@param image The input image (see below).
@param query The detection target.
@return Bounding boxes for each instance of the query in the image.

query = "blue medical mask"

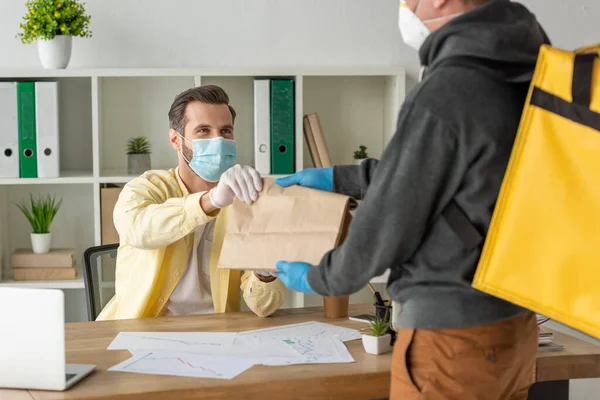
[179,134,236,182]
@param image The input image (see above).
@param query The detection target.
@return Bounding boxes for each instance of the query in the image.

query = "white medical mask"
[399,0,463,51]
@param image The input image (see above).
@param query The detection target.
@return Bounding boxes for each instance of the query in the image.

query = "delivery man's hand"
[275,168,332,192]
[209,165,263,208]
[275,261,317,294]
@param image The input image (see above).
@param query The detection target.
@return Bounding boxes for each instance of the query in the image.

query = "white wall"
[1,0,599,80]
[1,0,598,398]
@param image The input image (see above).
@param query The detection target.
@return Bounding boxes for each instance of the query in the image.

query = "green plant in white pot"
[127,136,152,176]
[16,0,92,69]
[353,145,368,165]
[15,194,62,254]
[361,314,392,355]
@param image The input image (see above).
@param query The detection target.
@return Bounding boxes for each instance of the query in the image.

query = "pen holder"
[324,296,350,318]
[374,301,396,346]
[374,301,392,321]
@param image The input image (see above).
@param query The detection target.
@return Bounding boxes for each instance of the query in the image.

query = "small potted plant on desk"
[353,145,368,165]
[361,312,393,355]
[15,194,62,254]
[127,136,152,176]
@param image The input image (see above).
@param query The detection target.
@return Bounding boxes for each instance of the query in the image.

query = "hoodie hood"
[419,0,551,83]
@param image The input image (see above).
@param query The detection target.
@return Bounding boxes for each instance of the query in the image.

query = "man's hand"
[209,165,263,208]
[275,261,316,294]
[275,168,333,192]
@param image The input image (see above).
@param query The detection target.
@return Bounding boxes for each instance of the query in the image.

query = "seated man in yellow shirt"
[97,84,285,320]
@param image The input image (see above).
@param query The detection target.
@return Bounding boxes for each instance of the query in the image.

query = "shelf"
[99,170,288,184]
[0,278,85,289]
[0,67,405,79]
[0,170,94,185]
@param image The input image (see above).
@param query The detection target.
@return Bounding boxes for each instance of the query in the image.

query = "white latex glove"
[209,165,263,208]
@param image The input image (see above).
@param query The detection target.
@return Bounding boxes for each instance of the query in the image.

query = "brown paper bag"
[218,178,354,272]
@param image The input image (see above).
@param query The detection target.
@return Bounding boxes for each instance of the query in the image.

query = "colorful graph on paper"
[108,351,256,379]
[107,331,237,352]
[235,321,361,344]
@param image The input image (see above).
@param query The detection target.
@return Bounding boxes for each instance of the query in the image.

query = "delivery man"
[275,0,550,398]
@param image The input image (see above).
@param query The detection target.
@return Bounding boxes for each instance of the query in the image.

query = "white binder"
[0,82,19,179]
[253,79,271,175]
[35,82,60,178]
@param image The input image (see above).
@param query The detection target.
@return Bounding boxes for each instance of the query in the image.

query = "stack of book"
[11,248,77,281]
[537,314,564,352]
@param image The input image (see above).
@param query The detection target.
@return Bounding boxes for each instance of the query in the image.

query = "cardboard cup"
[323,296,350,318]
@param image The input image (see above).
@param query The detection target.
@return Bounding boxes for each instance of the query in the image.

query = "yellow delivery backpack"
[469,43,600,339]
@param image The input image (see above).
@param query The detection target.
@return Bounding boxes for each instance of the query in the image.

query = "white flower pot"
[31,233,52,254]
[37,36,72,69]
[353,158,365,166]
[362,333,392,355]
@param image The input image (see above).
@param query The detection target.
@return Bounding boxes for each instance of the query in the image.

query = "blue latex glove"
[275,261,317,294]
[275,168,333,192]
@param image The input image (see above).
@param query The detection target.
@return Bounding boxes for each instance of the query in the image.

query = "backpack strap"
[572,52,598,107]
[441,199,484,250]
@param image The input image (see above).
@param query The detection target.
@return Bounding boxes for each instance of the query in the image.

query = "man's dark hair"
[168,84,237,134]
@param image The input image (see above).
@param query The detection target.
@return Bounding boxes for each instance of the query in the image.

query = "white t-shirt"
[165,220,216,316]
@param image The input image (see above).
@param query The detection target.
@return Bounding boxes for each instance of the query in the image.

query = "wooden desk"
[531,329,600,399]
[1,305,598,400]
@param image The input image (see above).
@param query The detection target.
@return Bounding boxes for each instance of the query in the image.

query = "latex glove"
[274,168,333,192]
[275,261,316,294]
[209,165,263,208]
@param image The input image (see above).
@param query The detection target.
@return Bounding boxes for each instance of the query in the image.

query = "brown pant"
[390,312,538,400]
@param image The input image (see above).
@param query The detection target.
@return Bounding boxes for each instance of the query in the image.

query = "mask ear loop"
[414,0,423,13]
[177,131,193,164]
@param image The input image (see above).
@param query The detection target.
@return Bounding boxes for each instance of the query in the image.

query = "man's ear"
[169,128,181,151]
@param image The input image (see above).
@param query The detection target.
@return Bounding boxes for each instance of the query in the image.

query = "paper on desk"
[235,321,362,344]
[260,335,355,365]
[109,351,255,379]
[107,331,237,352]
[127,335,354,368]
[218,178,355,271]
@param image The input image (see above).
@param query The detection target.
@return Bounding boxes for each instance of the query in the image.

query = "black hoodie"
[307,0,551,329]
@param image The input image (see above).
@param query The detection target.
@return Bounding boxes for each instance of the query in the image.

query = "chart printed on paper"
[108,351,255,379]
[107,331,237,352]
[235,321,361,345]
[260,335,355,365]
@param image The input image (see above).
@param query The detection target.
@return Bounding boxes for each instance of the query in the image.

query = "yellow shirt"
[96,168,285,320]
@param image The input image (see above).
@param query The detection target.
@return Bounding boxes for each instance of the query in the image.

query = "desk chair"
[82,244,119,321]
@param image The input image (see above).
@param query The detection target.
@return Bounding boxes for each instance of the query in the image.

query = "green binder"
[270,79,295,174]
[17,82,37,178]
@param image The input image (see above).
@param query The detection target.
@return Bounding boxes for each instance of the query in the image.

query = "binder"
[270,79,295,174]
[35,82,60,178]
[17,82,37,178]
[0,82,19,178]
[253,79,271,175]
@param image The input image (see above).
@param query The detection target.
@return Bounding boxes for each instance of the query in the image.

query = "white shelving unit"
[0,67,406,321]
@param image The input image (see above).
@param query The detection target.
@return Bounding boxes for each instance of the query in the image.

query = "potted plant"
[353,145,368,165]
[17,0,92,69]
[127,136,152,175]
[15,194,62,254]
[361,314,392,355]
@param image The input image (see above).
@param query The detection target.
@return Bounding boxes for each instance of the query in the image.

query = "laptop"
[0,287,96,391]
